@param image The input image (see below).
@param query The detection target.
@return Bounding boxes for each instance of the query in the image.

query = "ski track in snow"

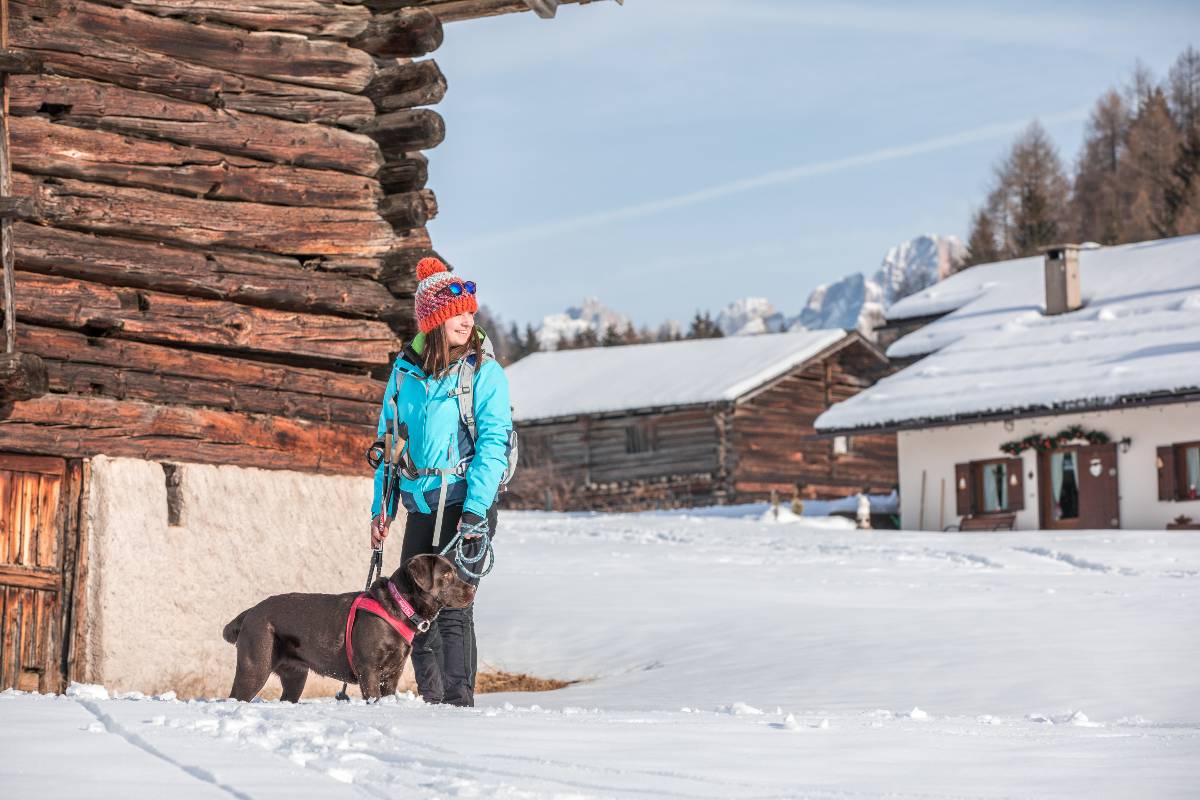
[3,510,1198,798]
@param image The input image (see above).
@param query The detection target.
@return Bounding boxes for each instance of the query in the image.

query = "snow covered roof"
[507,329,850,422]
[816,234,1200,432]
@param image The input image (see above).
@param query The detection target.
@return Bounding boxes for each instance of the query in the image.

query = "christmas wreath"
[999,425,1111,456]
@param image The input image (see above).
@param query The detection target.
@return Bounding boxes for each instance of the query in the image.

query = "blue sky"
[426,0,1198,328]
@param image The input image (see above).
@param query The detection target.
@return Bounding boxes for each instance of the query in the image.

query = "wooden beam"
[13,272,401,368]
[10,116,383,210]
[2,0,13,355]
[0,351,47,401]
[364,59,447,111]
[10,2,375,127]
[14,174,395,257]
[4,323,384,404]
[0,394,373,474]
[377,153,429,194]
[0,46,38,74]
[11,75,383,176]
[351,8,443,58]
[0,564,58,591]
[87,1,371,40]
[379,191,430,231]
[12,223,397,319]
[358,109,446,155]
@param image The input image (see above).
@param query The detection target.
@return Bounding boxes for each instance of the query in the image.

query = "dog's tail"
[222,609,249,644]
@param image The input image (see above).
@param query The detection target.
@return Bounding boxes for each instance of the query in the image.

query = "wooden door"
[1076,443,1120,529]
[0,454,75,692]
[1038,444,1119,530]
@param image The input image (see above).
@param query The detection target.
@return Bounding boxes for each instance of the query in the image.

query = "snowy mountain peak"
[716,297,787,336]
[538,297,631,350]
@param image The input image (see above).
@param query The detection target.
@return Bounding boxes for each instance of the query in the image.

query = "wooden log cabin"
[0,0,616,696]
[503,330,898,512]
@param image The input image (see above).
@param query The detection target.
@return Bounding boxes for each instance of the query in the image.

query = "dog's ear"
[404,554,437,593]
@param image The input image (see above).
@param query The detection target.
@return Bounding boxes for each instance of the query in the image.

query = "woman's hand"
[459,511,488,539]
[370,514,390,548]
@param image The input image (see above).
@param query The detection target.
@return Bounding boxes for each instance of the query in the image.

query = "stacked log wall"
[505,407,725,511]
[731,344,897,501]
[1,0,456,474]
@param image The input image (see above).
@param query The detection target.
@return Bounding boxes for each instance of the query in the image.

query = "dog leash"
[439,518,494,580]
[335,544,384,703]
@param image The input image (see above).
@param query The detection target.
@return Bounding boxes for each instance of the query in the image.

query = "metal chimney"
[1043,244,1082,316]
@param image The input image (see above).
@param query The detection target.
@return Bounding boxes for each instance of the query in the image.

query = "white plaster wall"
[897,402,1200,531]
[83,456,407,698]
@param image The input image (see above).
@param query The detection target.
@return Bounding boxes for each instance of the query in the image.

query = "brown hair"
[422,323,484,377]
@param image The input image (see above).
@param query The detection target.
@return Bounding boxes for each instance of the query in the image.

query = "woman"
[370,257,513,707]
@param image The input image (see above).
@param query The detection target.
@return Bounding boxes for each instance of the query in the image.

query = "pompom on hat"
[413,257,478,334]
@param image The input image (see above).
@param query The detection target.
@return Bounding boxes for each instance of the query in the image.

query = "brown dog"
[222,554,476,702]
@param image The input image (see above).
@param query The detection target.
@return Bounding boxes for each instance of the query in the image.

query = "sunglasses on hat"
[438,280,476,297]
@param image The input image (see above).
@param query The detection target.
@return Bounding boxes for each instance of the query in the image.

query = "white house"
[815,235,1200,531]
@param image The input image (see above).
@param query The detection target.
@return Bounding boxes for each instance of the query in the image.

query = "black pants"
[399,502,497,707]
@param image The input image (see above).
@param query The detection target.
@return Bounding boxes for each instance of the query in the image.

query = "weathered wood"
[14,174,395,257]
[18,0,375,92]
[364,59,447,111]
[11,116,383,209]
[0,193,37,220]
[3,323,384,403]
[58,458,87,690]
[1,0,13,357]
[358,109,446,155]
[377,153,429,194]
[0,394,372,474]
[0,352,47,401]
[379,242,442,295]
[379,190,430,231]
[11,76,383,175]
[308,256,384,280]
[0,564,56,591]
[13,272,401,367]
[12,223,397,318]
[11,3,375,127]
[0,47,39,74]
[89,0,371,39]
[350,8,443,58]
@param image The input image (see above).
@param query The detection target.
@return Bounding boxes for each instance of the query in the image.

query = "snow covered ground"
[4,508,1199,798]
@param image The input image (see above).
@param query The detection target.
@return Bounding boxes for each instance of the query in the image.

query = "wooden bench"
[946,513,1016,532]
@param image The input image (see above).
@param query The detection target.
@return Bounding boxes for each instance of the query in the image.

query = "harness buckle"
[416,619,431,633]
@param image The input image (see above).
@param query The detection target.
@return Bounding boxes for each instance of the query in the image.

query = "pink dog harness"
[344,581,429,679]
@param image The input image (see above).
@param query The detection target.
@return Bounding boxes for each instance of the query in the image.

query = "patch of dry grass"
[475,670,581,694]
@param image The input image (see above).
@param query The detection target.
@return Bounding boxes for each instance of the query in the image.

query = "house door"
[0,454,76,692]
[1038,443,1120,530]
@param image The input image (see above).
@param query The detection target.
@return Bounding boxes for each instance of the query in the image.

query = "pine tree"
[962,207,1001,268]
[601,324,624,347]
[522,324,541,359]
[1072,90,1130,244]
[1000,122,1071,256]
[1166,47,1200,236]
[1120,88,1184,240]
[687,311,723,339]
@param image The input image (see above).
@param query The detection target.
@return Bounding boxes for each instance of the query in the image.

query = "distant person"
[370,258,514,707]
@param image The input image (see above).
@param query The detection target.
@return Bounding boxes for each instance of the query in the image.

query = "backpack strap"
[449,339,494,442]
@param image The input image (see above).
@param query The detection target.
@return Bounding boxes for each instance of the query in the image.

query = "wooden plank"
[15,174,394,257]
[22,0,376,92]
[13,223,397,319]
[12,272,401,368]
[11,1,377,125]
[359,109,446,156]
[12,116,383,210]
[0,470,10,564]
[0,453,65,477]
[0,351,48,402]
[65,459,88,685]
[364,59,447,111]
[0,394,375,474]
[17,469,33,566]
[1,587,11,688]
[35,473,59,568]
[0,46,40,74]
[0,193,38,220]
[90,0,371,40]
[11,75,382,176]
[4,323,384,403]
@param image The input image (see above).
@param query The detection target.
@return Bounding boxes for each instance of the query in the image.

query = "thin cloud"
[452,108,1089,253]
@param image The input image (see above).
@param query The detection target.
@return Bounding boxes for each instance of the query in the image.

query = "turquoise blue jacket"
[371,332,513,520]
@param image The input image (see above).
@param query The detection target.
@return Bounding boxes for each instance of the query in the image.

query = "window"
[1159,442,1200,501]
[955,458,1024,516]
[625,422,657,454]
[832,435,850,456]
[1047,451,1080,521]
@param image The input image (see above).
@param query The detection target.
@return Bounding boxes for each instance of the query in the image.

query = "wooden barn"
[502,330,898,512]
[0,0,614,696]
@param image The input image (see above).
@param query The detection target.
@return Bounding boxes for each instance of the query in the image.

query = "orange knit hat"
[413,257,478,334]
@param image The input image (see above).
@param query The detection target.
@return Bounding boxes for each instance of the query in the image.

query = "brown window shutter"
[1006,458,1025,511]
[954,462,972,516]
[1157,445,1177,501]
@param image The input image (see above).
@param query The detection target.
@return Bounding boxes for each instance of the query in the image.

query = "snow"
[506,328,845,422]
[4,509,1198,798]
[537,297,631,350]
[817,234,1200,431]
